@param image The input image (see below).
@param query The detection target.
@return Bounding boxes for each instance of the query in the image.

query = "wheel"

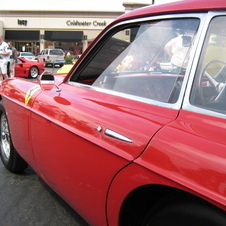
[0,103,28,172]
[143,195,226,226]
[198,60,226,104]
[29,66,39,78]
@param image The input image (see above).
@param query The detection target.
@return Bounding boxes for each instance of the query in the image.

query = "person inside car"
[164,30,192,74]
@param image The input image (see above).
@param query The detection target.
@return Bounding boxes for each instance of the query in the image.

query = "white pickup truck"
[38,48,65,67]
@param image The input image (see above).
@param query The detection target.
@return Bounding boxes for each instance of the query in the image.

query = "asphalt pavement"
[0,160,89,226]
[45,66,60,74]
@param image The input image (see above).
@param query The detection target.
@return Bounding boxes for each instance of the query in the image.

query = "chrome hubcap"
[30,68,38,78]
[0,114,10,159]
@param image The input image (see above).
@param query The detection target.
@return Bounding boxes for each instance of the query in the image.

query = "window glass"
[49,49,64,55]
[72,18,199,103]
[190,16,226,114]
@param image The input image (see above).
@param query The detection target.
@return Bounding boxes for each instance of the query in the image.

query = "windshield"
[21,52,34,56]
[49,49,64,55]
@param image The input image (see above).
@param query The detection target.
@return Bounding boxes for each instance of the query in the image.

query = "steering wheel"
[198,60,226,104]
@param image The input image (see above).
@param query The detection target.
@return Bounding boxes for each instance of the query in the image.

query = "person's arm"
[164,45,172,58]
[0,52,10,56]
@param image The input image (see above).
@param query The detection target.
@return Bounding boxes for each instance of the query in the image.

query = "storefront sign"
[18,19,27,26]
[66,20,106,27]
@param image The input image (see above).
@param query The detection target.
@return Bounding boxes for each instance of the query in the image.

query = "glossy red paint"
[106,109,226,224]
[14,57,45,78]
[1,77,179,225]
[117,0,226,22]
[1,78,41,170]
[107,162,190,225]
[29,83,178,225]
[138,109,226,209]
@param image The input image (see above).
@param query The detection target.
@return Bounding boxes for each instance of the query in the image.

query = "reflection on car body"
[1,0,226,226]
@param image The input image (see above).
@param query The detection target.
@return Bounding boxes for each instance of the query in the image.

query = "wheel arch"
[0,100,28,172]
[118,184,226,226]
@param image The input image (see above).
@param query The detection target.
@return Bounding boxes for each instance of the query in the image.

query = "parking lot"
[0,161,89,226]
[45,65,61,74]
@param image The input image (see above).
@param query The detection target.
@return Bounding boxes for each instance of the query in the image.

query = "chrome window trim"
[183,11,226,119]
[68,13,207,110]
[68,81,181,108]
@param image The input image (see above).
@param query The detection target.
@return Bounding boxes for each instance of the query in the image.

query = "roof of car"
[19,52,33,54]
[49,48,63,50]
[116,0,226,22]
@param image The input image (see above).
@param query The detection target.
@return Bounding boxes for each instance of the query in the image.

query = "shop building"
[0,3,149,55]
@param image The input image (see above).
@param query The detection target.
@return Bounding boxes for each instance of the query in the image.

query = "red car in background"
[14,57,45,78]
[1,0,226,225]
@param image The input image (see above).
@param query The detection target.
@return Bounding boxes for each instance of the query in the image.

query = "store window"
[14,42,40,55]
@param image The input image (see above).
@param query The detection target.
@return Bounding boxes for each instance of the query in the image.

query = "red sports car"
[1,0,226,225]
[14,57,45,78]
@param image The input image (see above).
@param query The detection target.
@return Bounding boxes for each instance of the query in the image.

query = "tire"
[0,103,28,172]
[143,195,226,226]
[29,66,39,78]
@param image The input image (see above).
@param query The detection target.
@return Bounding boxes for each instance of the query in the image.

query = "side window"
[71,18,199,103]
[190,16,226,114]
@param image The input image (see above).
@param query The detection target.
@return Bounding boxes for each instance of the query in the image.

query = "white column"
[82,39,88,53]
[40,30,45,51]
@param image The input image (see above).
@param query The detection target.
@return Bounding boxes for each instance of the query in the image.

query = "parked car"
[38,48,65,67]
[15,57,45,78]
[17,52,35,57]
[1,0,226,225]
[56,55,80,74]
[56,63,73,74]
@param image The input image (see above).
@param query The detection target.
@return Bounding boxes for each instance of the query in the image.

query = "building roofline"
[123,2,150,7]
[0,9,124,13]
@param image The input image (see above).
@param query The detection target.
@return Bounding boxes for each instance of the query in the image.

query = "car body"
[38,48,65,67]
[56,56,80,74]
[15,57,45,78]
[1,0,226,225]
[17,52,35,57]
[56,63,73,74]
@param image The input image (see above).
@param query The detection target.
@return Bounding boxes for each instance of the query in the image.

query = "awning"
[5,30,40,40]
[45,31,83,42]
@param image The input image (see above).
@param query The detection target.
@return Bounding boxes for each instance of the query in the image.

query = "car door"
[30,17,200,225]
[139,14,226,209]
[14,58,28,77]
[1,79,42,169]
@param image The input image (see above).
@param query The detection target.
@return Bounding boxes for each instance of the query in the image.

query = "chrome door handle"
[104,129,133,143]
